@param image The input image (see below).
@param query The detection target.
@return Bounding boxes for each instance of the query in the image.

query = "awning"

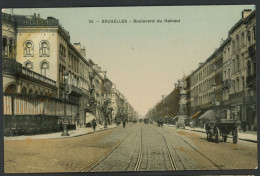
[198,110,215,120]
[172,116,178,121]
[85,112,96,123]
[192,111,201,119]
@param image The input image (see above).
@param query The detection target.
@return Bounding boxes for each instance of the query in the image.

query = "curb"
[4,126,118,141]
[187,128,257,143]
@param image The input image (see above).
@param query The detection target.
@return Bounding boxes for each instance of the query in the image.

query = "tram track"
[83,127,136,172]
[133,127,142,171]
[152,127,179,170]
[163,125,223,170]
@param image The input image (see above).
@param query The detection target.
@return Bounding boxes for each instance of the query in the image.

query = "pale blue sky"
[7,5,255,116]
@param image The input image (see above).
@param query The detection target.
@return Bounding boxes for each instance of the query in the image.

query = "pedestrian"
[122,118,126,128]
[92,119,97,131]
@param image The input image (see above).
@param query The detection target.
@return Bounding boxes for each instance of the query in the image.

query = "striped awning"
[192,111,201,119]
[199,110,215,120]
[85,112,96,123]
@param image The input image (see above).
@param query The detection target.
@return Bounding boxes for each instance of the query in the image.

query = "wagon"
[157,119,163,127]
[205,118,240,144]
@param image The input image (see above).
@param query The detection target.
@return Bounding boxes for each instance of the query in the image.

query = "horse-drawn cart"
[205,118,240,144]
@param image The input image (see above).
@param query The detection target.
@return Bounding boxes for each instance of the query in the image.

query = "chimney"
[38,14,40,18]
[198,62,203,67]
[242,9,252,19]
[80,46,86,58]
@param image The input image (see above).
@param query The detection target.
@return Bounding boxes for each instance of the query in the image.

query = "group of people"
[91,117,127,131]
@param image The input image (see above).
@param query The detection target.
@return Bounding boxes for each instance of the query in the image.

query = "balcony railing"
[222,80,230,90]
[248,43,256,58]
[247,74,256,83]
[229,91,244,100]
[246,74,256,87]
[3,58,22,75]
[22,68,56,87]
[68,84,82,96]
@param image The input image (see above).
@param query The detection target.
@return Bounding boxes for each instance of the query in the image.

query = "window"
[232,40,235,54]
[247,61,251,76]
[236,55,240,71]
[253,26,256,41]
[2,38,8,56]
[59,44,66,61]
[25,62,33,70]
[40,61,49,76]
[247,31,251,44]
[40,41,49,56]
[24,41,34,56]
[241,32,244,47]
[236,78,239,92]
[236,35,239,50]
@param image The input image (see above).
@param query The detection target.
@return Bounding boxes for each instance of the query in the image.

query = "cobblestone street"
[5,123,257,173]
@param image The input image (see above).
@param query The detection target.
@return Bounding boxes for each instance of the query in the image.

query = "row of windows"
[231,26,256,55]
[191,57,223,86]
[25,61,49,77]
[192,91,223,105]
[24,40,50,57]
[191,74,222,97]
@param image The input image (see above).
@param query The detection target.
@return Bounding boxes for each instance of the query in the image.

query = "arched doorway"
[4,84,16,93]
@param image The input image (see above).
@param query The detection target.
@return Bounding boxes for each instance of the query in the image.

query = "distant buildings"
[2,12,136,135]
[146,9,256,131]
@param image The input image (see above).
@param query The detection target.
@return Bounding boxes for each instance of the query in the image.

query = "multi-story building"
[3,12,137,135]
[111,87,120,122]
[228,9,256,130]
[188,9,256,130]
[3,13,60,135]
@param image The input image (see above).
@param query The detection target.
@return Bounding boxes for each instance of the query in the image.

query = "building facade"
[188,9,256,130]
[2,12,136,135]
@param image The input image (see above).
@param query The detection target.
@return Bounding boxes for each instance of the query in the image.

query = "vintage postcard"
[2,5,257,174]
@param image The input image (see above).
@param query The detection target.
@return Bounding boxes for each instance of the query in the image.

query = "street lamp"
[61,71,69,136]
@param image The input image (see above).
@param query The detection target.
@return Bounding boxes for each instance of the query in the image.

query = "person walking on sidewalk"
[92,119,97,131]
[122,118,126,128]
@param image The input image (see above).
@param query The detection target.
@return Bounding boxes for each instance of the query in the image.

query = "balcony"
[68,84,82,96]
[229,91,245,100]
[22,68,56,87]
[3,58,22,76]
[222,80,230,90]
[246,74,256,88]
[248,43,256,59]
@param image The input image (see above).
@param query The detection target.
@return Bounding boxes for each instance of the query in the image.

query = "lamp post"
[61,71,69,136]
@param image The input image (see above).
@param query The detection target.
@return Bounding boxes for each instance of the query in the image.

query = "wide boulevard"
[4,123,257,173]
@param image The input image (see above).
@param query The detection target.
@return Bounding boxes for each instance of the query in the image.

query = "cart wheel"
[233,136,238,144]
[215,127,220,143]
[223,136,227,142]
[233,128,239,144]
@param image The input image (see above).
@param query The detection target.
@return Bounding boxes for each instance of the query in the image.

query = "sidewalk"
[168,125,257,143]
[4,124,118,141]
